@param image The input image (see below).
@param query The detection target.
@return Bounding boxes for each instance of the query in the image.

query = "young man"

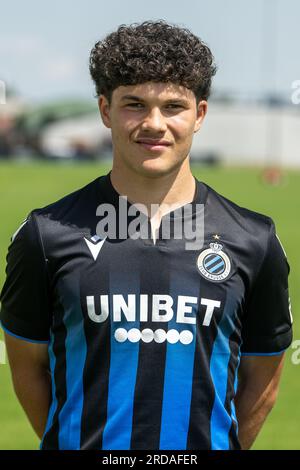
[0,21,293,450]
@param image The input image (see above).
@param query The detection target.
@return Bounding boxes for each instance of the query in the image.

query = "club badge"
[197,241,231,282]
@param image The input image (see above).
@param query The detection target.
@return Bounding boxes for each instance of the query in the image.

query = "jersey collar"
[99,171,208,219]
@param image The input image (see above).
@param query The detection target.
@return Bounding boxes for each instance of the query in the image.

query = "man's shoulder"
[202,181,274,233]
[22,174,109,247]
[32,175,105,219]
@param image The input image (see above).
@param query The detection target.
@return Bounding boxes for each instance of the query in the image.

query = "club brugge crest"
[197,242,231,282]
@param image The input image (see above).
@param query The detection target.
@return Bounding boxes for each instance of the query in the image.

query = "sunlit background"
[0,0,299,450]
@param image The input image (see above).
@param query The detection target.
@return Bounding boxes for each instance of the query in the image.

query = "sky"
[0,0,299,104]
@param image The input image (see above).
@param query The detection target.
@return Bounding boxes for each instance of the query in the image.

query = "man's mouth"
[135,139,172,151]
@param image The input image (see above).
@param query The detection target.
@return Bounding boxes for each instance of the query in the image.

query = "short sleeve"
[0,211,51,343]
[241,221,293,355]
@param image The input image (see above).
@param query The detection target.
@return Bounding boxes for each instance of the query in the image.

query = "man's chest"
[48,232,250,347]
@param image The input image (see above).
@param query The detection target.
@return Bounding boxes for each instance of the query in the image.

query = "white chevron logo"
[84,235,107,261]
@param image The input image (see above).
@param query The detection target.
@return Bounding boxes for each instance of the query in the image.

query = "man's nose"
[141,107,167,132]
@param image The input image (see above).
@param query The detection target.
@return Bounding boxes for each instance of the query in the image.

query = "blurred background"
[0,0,299,450]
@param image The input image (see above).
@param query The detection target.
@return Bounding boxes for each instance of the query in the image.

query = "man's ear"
[194,100,208,133]
[98,95,111,129]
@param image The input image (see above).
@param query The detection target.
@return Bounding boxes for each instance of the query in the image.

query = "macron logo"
[84,235,107,261]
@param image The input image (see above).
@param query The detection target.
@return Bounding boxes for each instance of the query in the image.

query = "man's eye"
[127,103,144,108]
[166,104,182,109]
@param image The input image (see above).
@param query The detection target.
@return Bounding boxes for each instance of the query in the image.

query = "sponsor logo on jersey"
[85,294,221,344]
[197,241,231,282]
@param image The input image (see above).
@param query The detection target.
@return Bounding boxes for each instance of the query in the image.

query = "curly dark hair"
[89,20,217,104]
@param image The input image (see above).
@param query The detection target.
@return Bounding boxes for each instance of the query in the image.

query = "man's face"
[98,81,207,178]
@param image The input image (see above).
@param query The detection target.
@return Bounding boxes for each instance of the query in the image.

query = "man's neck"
[109,158,197,244]
[110,160,196,215]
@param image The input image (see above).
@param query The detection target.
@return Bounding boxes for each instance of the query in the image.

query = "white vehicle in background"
[41,113,111,160]
[16,99,112,161]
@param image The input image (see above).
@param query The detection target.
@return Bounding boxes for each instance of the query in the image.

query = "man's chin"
[133,160,180,178]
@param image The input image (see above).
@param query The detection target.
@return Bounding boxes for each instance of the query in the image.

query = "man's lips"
[135,139,172,150]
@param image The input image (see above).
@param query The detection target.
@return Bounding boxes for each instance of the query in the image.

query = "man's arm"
[235,353,285,450]
[4,332,51,440]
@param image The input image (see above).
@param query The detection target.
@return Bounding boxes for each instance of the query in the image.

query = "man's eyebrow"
[121,95,189,104]
[121,95,144,101]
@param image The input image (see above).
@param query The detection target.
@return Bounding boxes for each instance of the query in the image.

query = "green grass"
[0,161,299,449]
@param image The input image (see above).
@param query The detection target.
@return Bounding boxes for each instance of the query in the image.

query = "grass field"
[0,161,299,450]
